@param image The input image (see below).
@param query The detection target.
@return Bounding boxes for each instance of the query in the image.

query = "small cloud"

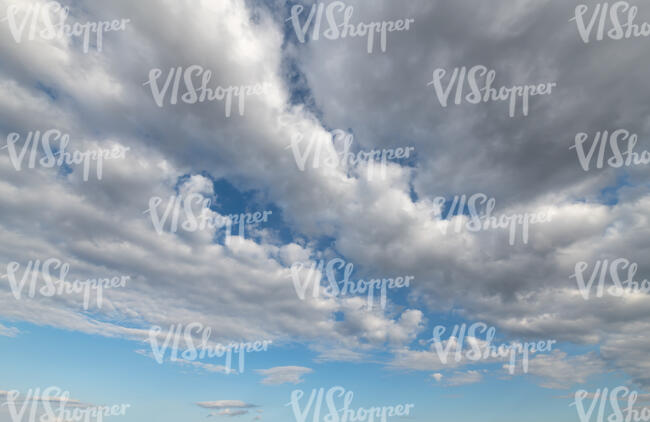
[208,409,249,417]
[256,366,313,385]
[311,345,365,362]
[434,370,483,387]
[526,351,604,389]
[176,359,235,374]
[446,370,483,386]
[0,324,19,338]
[0,390,88,407]
[197,400,256,409]
[136,350,235,374]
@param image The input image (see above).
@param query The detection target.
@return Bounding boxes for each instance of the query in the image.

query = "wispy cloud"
[256,366,313,385]
[197,400,256,409]
[0,323,19,337]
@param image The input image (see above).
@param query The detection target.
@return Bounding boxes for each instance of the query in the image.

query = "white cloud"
[0,0,648,395]
[0,323,18,337]
[444,370,483,387]
[256,366,313,385]
[527,351,606,389]
[197,400,255,409]
[208,409,249,417]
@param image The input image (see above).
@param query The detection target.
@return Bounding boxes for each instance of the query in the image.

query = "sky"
[0,0,649,421]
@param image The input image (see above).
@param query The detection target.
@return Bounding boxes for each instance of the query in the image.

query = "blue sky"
[0,318,625,422]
